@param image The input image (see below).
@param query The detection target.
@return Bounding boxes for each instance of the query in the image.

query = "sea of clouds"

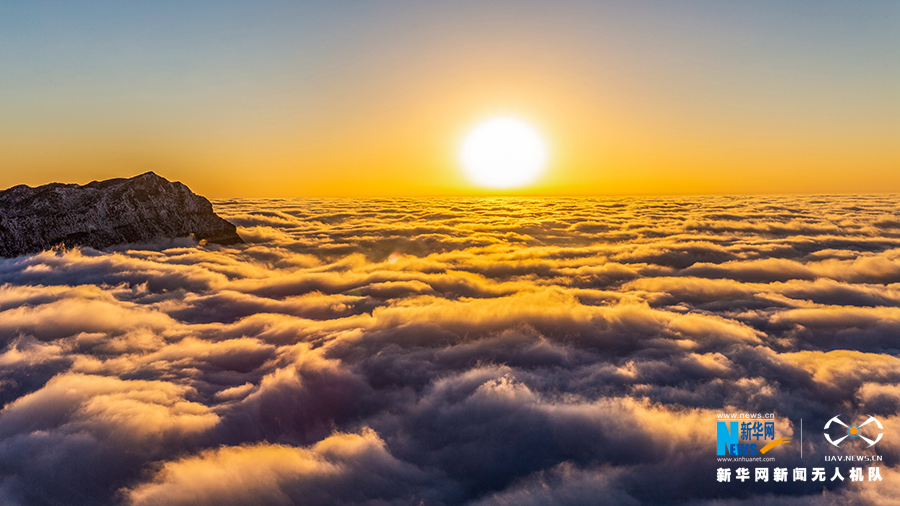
[0,195,899,505]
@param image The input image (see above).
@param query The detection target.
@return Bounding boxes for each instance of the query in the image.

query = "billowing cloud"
[0,195,898,505]
[125,429,446,506]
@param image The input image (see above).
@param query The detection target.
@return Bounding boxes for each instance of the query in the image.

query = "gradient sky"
[1,1,898,197]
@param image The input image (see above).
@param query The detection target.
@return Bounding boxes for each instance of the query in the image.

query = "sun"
[459,117,548,190]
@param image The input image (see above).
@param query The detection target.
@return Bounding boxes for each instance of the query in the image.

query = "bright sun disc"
[459,117,548,190]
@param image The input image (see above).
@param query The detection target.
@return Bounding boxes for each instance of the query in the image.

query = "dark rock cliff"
[0,172,243,257]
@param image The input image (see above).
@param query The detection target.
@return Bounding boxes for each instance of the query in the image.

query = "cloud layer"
[1,195,898,505]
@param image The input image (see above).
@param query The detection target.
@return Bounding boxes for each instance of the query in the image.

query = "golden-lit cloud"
[126,429,435,506]
[1,195,899,504]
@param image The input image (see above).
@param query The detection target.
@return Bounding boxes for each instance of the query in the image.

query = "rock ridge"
[0,172,243,257]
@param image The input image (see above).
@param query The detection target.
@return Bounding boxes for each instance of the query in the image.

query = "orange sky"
[1,2,898,197]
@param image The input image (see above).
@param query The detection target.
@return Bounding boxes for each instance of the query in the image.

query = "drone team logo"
[824,415,883,448]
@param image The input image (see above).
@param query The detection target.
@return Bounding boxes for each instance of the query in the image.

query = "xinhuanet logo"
[717,420,791,456]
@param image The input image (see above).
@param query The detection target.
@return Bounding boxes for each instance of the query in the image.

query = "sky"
[1,1,898,197]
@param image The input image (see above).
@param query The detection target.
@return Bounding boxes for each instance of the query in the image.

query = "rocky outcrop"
[0,172,243,257]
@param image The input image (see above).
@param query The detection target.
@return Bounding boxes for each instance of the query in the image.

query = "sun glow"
[459,117,548,190]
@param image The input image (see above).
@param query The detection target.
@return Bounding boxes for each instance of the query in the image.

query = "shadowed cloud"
[0,195,898,505]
